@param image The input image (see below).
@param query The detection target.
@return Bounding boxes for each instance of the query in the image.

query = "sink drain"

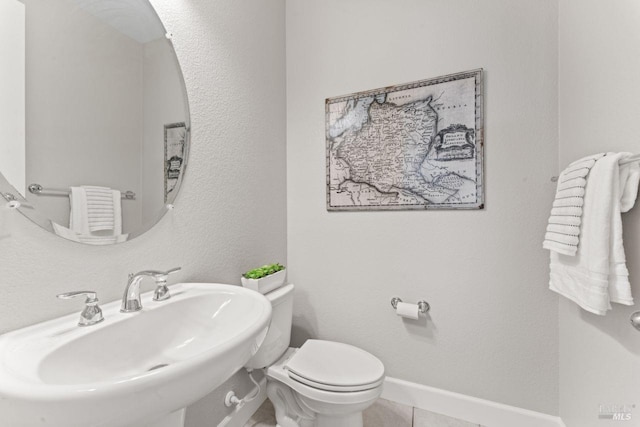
[147,363,169,371]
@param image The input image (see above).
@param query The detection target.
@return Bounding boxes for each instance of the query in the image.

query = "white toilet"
[245,283,385,427]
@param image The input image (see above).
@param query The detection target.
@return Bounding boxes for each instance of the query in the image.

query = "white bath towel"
[543,153,605,256]
[77,233,128,245]
[548,153,640,315]
[53,222,129,245]
[52,222,81,243]
[69,186,89,235]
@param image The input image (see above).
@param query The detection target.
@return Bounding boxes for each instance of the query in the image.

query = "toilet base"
[267,380,369,427]
[267,380,315,427]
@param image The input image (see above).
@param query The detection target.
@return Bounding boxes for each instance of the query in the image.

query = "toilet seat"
[287,371,384,392]
[284,340,385,392]
[266,348,383,406]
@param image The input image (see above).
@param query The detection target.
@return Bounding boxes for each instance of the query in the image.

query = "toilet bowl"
[244,284,385,427]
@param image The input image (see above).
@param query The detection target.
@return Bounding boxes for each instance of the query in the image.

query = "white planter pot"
[241,269,286,295]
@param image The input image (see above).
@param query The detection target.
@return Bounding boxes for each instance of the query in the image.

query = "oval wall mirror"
[0,0,190,245]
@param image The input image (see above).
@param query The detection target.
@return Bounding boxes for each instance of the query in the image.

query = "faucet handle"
[57,291,104,327]
[157,267,181,280]
[153,267,181,301]
[57,290,99,303]
[167,267,181,275]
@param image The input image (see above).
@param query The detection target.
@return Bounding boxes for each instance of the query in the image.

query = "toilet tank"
[245,283,294,369]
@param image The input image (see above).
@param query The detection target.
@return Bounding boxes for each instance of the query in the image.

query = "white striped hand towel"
[543,153,606,256]
[83,185,116,232]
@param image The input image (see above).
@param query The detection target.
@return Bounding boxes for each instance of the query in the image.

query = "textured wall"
[286,0,559,415]
[0,0,286,425]
[558,1,640,425]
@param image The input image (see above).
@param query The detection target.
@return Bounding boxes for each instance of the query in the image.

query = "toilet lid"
[285,340,385,392]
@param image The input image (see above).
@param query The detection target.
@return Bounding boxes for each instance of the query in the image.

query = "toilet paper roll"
[395,301,420,319]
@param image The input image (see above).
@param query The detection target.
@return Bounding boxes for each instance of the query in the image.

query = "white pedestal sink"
[0,283,272,427]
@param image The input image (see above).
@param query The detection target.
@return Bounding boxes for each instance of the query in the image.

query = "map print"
[326,69,484,211]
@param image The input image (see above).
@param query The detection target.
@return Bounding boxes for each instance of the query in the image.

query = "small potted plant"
[241,263,286,294]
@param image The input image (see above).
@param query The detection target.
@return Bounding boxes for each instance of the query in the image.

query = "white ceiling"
[70,0,165,44]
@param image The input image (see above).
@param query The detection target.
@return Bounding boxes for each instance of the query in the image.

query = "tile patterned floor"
[363,398,413,426]
[244,398,485,427]
[413,407,481,427]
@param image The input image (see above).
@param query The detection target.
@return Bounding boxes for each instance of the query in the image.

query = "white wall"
[24,0,144,231]
[0,0,286,426]
[0,0,26,197]
[287,0,559,415]
[558,1,640,425]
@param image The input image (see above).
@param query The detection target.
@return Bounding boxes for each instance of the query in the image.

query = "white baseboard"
[382,377,565,427]
[217,377,267,427]
[215,375,567,427]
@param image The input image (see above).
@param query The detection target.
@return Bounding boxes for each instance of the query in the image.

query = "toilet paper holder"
[390,297,430,314]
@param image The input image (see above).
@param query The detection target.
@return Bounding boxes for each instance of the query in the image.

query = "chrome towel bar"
[28,183,136,200]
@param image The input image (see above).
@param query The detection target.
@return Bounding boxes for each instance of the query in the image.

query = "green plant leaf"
[243,263,285,279]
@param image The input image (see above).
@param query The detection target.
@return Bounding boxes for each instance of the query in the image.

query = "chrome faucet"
[121,267,181,313]
[57,291,104,326]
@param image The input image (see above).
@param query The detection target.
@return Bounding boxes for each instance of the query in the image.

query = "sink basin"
[0,283,272,427]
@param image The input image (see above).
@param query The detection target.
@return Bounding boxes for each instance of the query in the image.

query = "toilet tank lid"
[285,339,385,388]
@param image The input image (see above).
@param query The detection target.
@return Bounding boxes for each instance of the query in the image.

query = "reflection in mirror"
[0,0,190,244]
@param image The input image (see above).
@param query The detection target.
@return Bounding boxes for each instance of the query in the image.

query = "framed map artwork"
[164,122,187,203]
[326,69,484,211]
